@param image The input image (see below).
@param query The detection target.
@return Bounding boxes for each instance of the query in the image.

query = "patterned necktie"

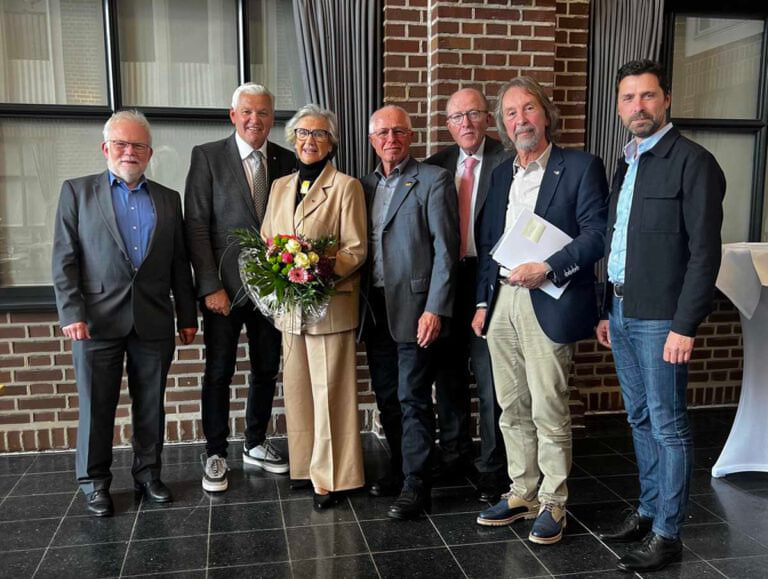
[458,156,478,258]
[249,150,268,222]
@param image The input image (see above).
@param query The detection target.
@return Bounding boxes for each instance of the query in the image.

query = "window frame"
[0,0,299,311]
[662,1,768,242]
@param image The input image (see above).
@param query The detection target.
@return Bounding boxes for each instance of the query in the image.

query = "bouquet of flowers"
[235,228,337,329]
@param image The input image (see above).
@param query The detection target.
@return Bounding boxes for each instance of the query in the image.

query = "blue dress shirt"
[109,171,156,269]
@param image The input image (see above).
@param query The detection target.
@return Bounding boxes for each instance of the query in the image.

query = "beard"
[626,112,663,138]
[512,123,543,152]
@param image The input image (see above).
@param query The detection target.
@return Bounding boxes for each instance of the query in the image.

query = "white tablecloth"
[711,243,768,477]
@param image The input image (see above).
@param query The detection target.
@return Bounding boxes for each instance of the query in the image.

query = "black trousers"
[72,329,174,494]
[201,302,281,458]
[433,258,506,474]
[364,287,437,491]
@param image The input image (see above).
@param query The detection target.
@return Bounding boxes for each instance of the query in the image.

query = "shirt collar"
[623,122,674,163]
[234,131,269,160]
[513,142,552,173]
[458,137,486,166]
[108,170,147,191]
[375,155,410,181]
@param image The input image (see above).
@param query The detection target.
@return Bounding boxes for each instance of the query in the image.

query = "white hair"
[368,105,412,134]
[285,104,340,146]
[102,110,152,145]
[231,83,275,110]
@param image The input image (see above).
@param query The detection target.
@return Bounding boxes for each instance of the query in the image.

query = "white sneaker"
[243,440,289,474]
[202,453,228,492]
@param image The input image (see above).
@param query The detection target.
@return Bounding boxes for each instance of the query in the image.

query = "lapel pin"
[553,170,560,175]
[405,181,414,187]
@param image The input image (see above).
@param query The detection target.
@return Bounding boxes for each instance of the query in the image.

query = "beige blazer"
[261,162,367,335]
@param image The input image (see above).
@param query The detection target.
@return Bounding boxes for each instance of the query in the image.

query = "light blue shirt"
[370,157,409,287]
[109,171,155,270]
[607,123,673,283]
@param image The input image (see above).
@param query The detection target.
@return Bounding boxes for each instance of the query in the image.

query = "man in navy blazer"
[473,77,607,544]
[52,111,198,516]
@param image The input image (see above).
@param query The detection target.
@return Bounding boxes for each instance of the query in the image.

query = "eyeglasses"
[446,110,488,126]
[371,127,411,140]
[294,128,331,142]
[107,140,150,154]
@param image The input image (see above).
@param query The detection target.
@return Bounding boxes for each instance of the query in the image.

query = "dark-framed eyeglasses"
[107,139,150,154]
[446,110,488,126]
[294,128,331,142]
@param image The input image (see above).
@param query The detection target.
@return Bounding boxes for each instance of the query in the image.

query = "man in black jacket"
[596,60,725,573]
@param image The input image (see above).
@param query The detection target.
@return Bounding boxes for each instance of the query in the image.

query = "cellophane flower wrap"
[236,229,337,330]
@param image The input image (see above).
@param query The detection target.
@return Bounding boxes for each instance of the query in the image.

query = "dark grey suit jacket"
[52,171,197,340]
[423,136,509,244]
[184,134,296,302]
[360,158,459,343]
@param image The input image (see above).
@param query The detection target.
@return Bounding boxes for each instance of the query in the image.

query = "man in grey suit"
[360,105,459,519]
[185,83,296,493]
[52,111,198,517]
[424,88,509,502]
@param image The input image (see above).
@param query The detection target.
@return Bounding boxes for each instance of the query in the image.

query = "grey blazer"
[360,158,459,343]
[184,134,296,302]
[52,171,197,340]
[423,136,509,243]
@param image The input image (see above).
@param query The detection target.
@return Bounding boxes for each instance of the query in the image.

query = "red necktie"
[458,156,477,258]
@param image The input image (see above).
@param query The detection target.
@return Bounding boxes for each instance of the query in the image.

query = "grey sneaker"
[243,440,289,474]
[202,453,228,492]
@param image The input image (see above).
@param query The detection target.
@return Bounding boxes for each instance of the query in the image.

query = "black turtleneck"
[296,157,330,205]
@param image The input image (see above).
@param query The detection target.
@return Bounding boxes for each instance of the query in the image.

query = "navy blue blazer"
[475,145,609,344]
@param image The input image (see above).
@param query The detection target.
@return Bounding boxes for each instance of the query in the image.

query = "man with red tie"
[425,88,510,502]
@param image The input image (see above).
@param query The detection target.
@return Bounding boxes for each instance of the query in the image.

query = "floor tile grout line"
[274,478,295,579]
[0,455,38,510]
[204,483,213,579]
[29,488,79,578]
[118,494,144,578]
[347,494,383,579]
[425,510,469,578]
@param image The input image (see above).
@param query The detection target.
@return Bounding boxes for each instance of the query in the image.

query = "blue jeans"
[609,296,692,539]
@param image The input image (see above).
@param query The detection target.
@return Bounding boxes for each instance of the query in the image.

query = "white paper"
[491,208,573,299]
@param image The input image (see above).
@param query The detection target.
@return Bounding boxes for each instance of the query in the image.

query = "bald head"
[445,88,492,155]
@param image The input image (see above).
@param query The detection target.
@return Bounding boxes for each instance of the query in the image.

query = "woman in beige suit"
[261,104,367,508]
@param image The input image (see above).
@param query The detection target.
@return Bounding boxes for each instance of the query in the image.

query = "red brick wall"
[0,0,743,451]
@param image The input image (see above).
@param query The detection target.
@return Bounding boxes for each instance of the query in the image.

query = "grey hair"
[494,76,561,151]
[285,104,340,147]
[102,110,152,145]
[231,82,274,110]
[368,105,412,134]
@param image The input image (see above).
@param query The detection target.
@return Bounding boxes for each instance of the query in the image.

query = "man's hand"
[417,311,441,348]
[178,328,197,345]
[663,331,695,365]
[507,262,549,289]
[204,289,231,316]
[471,308,487,337]
[596,319,611,349]
[62,321,91,341]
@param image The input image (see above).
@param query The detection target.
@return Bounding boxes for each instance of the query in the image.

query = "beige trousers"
[487,284,574,505]
[281,330,364,492]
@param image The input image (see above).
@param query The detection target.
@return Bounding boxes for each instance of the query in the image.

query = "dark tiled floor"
[1,408,767,578]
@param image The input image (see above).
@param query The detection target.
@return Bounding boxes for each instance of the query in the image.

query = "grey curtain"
[292,0,382,178]
[587,0,665,178]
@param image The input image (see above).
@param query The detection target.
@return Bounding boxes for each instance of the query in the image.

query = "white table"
[711,242,768,477]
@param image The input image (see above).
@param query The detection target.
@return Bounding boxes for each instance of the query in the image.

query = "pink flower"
[281,252,293,264]
[288,267,311,284]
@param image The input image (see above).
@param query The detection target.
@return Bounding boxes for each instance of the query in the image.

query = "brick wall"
[0,0,744,451]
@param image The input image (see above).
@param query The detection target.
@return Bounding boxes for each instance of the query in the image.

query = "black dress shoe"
[289,478,311,490]
[617,533,683,572]
[477,472,507,503]
[134,480,173,503]
[86,489,114,517]
[387,488,431,520]
[313,491,338,510]
[369,476,402,497]
[600,509,653,543]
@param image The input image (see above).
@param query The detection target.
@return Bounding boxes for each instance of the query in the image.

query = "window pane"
[118,0,238,108]
[681,130,753,243]
[672,17,764,119]
[0,0,107,105]
[249,0,307,110]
